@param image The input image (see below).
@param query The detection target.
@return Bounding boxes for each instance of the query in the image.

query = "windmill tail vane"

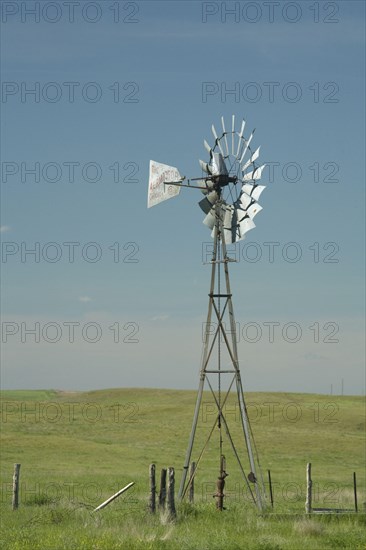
[147,115,268,512]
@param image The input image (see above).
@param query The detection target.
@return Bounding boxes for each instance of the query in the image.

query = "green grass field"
[0,388,365,549]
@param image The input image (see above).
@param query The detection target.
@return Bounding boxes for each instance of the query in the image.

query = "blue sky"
[1,0,365,394]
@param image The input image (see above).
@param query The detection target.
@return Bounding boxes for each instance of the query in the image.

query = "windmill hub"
[211,174,238,188]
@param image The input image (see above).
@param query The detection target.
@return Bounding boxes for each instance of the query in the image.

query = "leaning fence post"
[12,463,21,510]
[268,469,274,509]
[149,463,156,513]
[305,463,312,514]
[159,468,167,509]
[189,462,196,504]
[166,467,176,521]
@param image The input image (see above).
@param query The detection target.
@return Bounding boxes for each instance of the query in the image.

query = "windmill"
[148,116,267,511]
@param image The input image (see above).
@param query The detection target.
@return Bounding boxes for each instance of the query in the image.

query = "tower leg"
[178,373,205,499]
[179,222,219,499]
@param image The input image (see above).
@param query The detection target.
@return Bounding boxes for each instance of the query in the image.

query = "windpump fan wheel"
[198,115,266,244]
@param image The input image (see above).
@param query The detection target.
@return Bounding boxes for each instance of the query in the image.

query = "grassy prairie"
[0,388,365,549]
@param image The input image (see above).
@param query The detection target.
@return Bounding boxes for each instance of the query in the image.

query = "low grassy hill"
[0,388,365,549]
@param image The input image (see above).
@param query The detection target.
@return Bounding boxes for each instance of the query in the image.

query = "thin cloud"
[79,296,92,303]
[0,225,11,233]
[151,314,169,321]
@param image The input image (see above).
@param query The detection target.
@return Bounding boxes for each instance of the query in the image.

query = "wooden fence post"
[189,462,195,504]
[353,472,358,513]
[149,463,156,513]
[166,467,176,521]
[267,469,274,509]
[305,463,312,514]
[12,463,21,510]
[159,468,167,509]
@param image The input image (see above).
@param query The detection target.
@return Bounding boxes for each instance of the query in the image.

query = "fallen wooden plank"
[93,482,135,512]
